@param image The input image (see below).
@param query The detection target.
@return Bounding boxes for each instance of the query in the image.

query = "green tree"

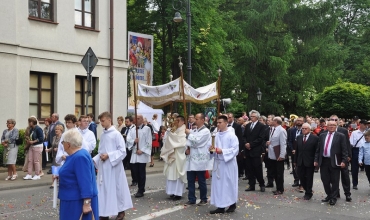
[312,82,370,118]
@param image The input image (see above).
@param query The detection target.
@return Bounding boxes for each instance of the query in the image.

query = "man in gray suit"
[315,120,348,206]
[266,117,287,195]
[46,113,64,174]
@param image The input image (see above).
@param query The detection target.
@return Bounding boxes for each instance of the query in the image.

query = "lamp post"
[257,88,262,113]
[173,0,192,115]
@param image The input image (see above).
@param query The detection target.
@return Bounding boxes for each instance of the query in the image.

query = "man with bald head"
[126,114,152,198]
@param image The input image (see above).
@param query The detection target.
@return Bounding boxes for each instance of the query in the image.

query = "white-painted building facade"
[0,0,128,131]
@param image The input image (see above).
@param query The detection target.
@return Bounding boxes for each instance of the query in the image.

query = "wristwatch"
[84,200,91,205]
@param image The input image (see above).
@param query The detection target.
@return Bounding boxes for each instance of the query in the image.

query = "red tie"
[324,132,332,156]
[303,135,307,143]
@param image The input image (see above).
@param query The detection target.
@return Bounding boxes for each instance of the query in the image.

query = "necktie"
[228,124,231,127]
[303,135,307,143]
[250,123,254,130]
[324,132,332,156]
[125,126,130,135]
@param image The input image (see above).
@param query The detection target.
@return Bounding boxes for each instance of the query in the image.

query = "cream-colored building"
[0,0,128,131]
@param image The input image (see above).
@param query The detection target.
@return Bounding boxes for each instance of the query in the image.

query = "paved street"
[1,162,370,220]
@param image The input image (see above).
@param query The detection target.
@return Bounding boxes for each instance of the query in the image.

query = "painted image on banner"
[128,32,154,107]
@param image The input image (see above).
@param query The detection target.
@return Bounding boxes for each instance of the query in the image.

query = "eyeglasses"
[301,128,310,130]
[330,119,338,121]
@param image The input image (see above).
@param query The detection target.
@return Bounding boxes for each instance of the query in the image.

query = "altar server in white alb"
[160,115,187,200]
[77,115,96,154]
[126,114,152,198]
[55,114,90,166]
[208,115,239,214]
[184,113,213,206]
[92,112,132,220]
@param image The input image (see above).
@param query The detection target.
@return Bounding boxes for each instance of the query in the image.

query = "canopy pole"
[217,68,222,116]
[178,56,187,122]
[131,68,139,151]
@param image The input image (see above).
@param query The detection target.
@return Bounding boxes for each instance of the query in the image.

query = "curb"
[0,168,164,192]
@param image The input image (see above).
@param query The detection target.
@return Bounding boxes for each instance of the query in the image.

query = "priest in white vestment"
[209,115,239,214]
[184,113,213,206]
[92,112,132,220]
[160,115,187,200]
[126,114,152,198]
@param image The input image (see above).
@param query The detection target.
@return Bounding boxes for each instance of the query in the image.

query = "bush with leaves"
[312,82,370,118]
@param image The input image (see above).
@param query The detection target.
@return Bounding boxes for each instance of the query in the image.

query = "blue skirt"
[59,196,98,220]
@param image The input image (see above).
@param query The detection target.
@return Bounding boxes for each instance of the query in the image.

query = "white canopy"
[137,77,219,108]
[128,101,164,125]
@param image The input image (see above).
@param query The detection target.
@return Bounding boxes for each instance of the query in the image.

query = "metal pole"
[186,0,192,115]
[86,53,90,115]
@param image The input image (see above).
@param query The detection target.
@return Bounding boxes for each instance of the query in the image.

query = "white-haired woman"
[56,129,98,220]
[1,119,19,180]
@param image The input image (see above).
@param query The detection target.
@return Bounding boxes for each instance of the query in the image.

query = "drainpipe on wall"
[109,0,114,114]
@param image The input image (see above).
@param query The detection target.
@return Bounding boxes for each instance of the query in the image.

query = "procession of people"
[3,109,370,219]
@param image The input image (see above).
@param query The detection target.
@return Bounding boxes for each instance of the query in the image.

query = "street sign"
[81,47,98,74]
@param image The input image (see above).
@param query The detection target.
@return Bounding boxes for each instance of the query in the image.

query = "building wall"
[0,0,128,133]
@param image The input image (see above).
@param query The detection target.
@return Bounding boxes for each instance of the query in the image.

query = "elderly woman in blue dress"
[1,119,19,181]
[55,129,98,220]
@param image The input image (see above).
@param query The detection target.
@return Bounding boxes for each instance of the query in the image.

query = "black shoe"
[173,196,182,201]
[242,177,248,180]
[226,203,236,213]
[131,182,138,186]
[134,192,144,198]
[210,208,225,214]
[273,191,283,195]
[303,195,312,200]
[245,187,255,191]
[265,183,274,188]
[346,195,352,202]
[197,200,207,206]
[321,197,330,202]
[47,170,52,174]
[169,194,175,198]
[292,183,299,187]
[290,171,293,174]
[329,199,336,205]
[184,201,195,206]
[260,186,265,192]
[353,185,358,190]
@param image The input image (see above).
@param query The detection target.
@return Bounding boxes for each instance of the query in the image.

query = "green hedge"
[0,129,100,166]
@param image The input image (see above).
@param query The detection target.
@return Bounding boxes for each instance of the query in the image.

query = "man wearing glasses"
[315,120,348,205]
[327,115,352,202]
[294,123,319,200]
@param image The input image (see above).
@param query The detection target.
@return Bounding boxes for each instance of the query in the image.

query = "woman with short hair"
[23,117,44,180]
[1,119,19,180]
[115,116,125,132]
[56,129,98,219]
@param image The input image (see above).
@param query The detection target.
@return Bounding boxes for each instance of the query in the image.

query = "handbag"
[15,137,23,145]
[79,211,95,220]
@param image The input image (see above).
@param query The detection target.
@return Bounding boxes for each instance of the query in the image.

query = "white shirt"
[267,125,287,160]
[350,129,365,148]
[323,132,335,157]
[302,133,310,142]
[78,127,96,153]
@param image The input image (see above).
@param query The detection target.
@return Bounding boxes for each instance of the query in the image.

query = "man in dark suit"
[294,123,319,200]
[46,113,64,174]
[227,113,245,178]
[288,117,304,190]
[244,110,266,192]
[87,113,97,140]
[315,120,348,206]
[329,115,352,202]
[187,114,195,129]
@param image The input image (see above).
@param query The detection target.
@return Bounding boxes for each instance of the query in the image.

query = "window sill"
[28,16,58,25]
[75,25,100,32]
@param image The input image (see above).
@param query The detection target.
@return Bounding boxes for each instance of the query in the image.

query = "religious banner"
[128,32,153,107]
[137,78,219,108]
[204,107,217,125]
